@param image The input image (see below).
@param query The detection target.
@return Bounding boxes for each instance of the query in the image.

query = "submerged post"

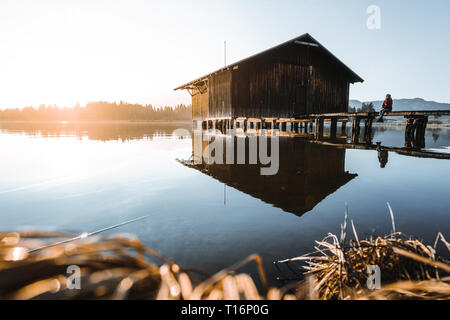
[330,118,337,138]
[351,117,361,143]
[341,120,347,135]
[315,117,324,138]
[274,120,279,130]
[364,116,374,143]
[405,115,427,148]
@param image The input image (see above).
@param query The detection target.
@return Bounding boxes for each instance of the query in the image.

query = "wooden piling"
[315,117,324,138]
[364,117,374,142]
[274,120,279,130]
[351,117,361,143]
[330,118,337,138]
[341,121,347,135]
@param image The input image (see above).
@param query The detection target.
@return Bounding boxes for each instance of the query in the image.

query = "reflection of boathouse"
[182,133,357,216]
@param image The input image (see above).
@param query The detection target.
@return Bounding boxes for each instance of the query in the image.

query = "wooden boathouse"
[175,33,363,124]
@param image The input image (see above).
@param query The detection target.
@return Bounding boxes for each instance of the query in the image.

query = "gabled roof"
[174,33,364,91]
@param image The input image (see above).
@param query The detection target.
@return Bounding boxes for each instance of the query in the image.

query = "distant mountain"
[349,98,450,111]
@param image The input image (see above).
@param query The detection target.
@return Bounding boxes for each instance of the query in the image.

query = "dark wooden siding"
[208,70,232,119]
[309,49,351,114]
[232,61,311,118]
[192,86,209,120]
[193,41,354,120]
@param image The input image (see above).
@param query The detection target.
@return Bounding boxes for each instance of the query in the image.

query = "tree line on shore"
[0,101,192,121]
[348,102,376,113]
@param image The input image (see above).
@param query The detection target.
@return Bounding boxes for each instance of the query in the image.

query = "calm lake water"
[0,121,449,286]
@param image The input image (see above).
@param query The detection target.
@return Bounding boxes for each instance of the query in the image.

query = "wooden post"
[405,117,415,140]
[341,121,347,135]
[351,117,360,143]
[315,117,324,138]
[281,122,287,131]
[243,120,248,131]
[364,117,374,143]
[412,116,428,148]
[414,118,422,147]
[330,118,337,138]
[294,122,299,133]
[352,117,360,134]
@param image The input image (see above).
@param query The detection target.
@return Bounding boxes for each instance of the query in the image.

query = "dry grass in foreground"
[276,205,450,300]
[0,207,449,300]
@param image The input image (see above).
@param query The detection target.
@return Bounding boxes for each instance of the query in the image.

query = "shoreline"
[0,119,449,129]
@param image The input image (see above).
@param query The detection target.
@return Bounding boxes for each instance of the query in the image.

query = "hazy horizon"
[1,96,450,111]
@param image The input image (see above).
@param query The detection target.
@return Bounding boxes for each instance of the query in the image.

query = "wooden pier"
[196,110,450,148]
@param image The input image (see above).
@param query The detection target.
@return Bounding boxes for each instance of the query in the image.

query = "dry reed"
[275,206,450,300]
[0,206,449,300]
[0,232,280,300]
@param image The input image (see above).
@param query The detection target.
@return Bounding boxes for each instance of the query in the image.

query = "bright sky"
[0,0,449,109]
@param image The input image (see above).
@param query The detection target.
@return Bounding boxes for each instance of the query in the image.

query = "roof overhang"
[174,33,363,91]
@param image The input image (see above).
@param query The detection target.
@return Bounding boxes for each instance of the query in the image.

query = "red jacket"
[382,98,393,110]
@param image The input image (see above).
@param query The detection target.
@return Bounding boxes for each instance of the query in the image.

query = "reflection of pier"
[198,109,450,157]
[308,139,450,160]
[179,131,357,216]
[273,131,450,160]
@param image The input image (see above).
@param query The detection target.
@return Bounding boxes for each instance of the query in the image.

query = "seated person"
[378,94,393,122]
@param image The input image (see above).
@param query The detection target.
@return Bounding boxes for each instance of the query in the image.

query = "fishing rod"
[29,215,150,253]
